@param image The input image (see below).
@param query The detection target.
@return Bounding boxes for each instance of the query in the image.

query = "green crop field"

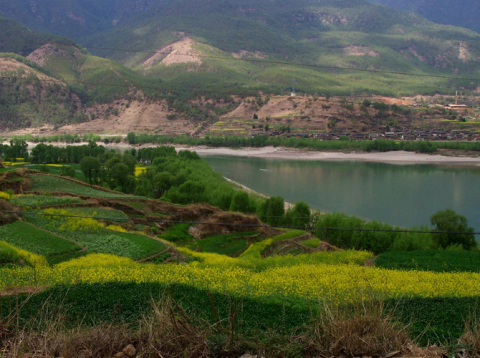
[29,175,141,199]
[10,195,83,208]
[2,159,480,355]
[0,221,81,259]
[24,208,165,260]
[188,232,258,257]
[376,249,480,273]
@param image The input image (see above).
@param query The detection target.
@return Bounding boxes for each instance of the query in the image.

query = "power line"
[5,210,479,236]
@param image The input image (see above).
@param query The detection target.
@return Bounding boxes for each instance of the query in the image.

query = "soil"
[4,91,480,139]
[143,37,202,68]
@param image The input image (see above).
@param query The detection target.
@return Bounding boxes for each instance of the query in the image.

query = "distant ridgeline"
[0,0,479,98]
[369,0,480,34]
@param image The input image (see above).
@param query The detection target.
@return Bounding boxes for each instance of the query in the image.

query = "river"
[202,155,480,231]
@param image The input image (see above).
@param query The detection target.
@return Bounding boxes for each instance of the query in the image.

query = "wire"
[5,210,479,236]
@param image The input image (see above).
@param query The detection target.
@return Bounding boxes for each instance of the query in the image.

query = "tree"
[286,201,311,227]
[153,172,174,198]
[258,196,285,225]
[109,163,131,192]
[230,191,250,213]
[126,132,136,145]
[60,165,76,178]
[430,209,476,250]
[80,156,101,185]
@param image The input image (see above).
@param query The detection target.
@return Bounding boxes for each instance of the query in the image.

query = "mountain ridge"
[368,0,480,34]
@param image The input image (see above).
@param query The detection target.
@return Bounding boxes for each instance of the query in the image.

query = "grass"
[1,282,479,350]
[0,242,22,267]
[160,223,194,244]
[0,221,81,259]
[375,249,480,273]
[188,232,258,257]
[300,237,321,248]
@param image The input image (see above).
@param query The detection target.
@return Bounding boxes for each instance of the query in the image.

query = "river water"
[203,155,480,231]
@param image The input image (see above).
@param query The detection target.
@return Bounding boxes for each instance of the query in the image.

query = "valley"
[1,1,480,356]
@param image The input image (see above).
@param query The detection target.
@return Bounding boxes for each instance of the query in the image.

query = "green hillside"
[0,17,77,56]
[1,0,480,96]
[0,18,167,130]
[369,0,480,34]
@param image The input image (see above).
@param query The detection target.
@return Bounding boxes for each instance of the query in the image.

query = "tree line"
[1,141,475,252]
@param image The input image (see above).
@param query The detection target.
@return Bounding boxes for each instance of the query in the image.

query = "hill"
[1,150,480,355]
[369,0,480,34]
[0,17,171,131]
[1,0,480,97]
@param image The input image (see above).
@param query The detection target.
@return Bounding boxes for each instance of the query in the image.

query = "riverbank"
[174,145,480,165]
[6,141,480,166]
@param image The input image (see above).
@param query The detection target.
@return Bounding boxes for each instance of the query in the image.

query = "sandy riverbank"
[173,146,480,165]
[7,141,480,165]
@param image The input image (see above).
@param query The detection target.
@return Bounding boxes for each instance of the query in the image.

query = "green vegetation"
[313,210,478,254]
[430,209,476,250]
[127,134,480,154]
[376,249,480,273]
[300,237,321,248]
[1,282,479,349]
[0,221,81,259]
[188,232,258,257]
[67,231,165,260]
[25,208,165,260]
[2,140,480,355]
[29,175,138,199]
[371,0,480,34]
[0,241,22,266]
[10,195,83,208]
[160,224,194,244]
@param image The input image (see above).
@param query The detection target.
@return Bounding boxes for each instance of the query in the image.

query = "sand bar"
[174,146,480,166]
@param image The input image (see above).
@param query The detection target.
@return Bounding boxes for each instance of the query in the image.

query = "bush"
[430,209,476,250]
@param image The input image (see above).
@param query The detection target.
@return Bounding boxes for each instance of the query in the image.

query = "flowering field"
[1,253,480,305]
[23,208,166,260]
[2,170,480,348]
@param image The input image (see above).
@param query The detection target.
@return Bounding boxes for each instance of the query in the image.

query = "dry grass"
[459,318,480,358]
[0,293,450,358]
[305,298,411,357]
[138,297,210,358]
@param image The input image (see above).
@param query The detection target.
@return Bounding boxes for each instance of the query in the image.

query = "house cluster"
[251,129,480,141]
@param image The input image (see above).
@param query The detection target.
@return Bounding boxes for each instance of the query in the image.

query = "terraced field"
[29,174,142,198]
[1,169,480,354]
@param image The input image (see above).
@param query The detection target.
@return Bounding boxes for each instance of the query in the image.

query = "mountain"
[368,0,480,34]
[1,0,480,97]
[0,17,167,130]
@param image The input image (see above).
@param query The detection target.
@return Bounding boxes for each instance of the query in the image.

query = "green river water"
[203,155,480,232]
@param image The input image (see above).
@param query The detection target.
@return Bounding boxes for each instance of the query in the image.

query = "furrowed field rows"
[29,175,143,198]
[0,221,81,258]
[25,208,166,260]
[10,194,83,208]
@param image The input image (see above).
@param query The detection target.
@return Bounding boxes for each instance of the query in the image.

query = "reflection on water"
[203,155,480,231]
